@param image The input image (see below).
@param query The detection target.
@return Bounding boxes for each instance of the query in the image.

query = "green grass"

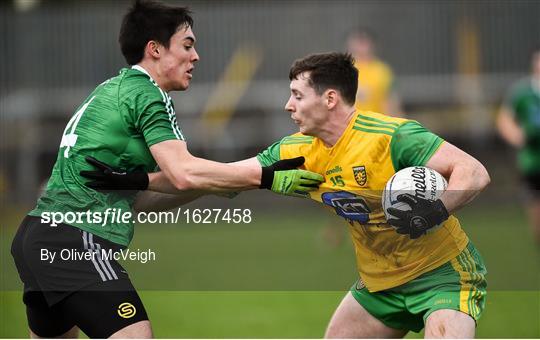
[1,201,539,338]
[1,290,538,338]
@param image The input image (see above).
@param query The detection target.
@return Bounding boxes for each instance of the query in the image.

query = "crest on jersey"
[352,165,367,186]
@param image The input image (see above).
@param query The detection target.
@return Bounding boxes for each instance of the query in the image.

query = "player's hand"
[80,156,149,191]
[386,193,449,239]
[260,156,324,198]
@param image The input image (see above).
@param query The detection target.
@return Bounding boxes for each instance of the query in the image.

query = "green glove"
[271,169,324,198]
[260,157,324,198]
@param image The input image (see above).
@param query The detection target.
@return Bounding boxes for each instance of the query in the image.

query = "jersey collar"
[131,65,166,92]
[131,64,150,75]
[132,65,158,83]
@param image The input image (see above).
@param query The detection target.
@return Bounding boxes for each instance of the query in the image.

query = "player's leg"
[11,217,79,338]
[14,217,151,338]
[23,291,78,338]
[527,198,540,245]
[58,271,152,338]
[109,321,152,338]
[30,326,79,339]
[325,292,408,338]
[524,174,540,245]
[424,309,475,338]
[413,243,486,338]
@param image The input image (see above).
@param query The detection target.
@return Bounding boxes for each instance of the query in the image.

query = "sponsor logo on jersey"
[325,165,342,175]
[117,302,136,318]
[321,191,371,223]
[352,165,367,186]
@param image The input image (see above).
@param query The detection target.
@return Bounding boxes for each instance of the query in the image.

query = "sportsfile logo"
[40,208,252,226]
[117,302,136,318]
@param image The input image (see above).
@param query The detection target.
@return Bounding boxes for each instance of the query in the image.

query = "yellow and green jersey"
[257,111,469,292]
[29,66,184,246]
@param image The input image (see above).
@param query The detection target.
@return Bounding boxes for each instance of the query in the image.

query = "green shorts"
[350,242,487,333]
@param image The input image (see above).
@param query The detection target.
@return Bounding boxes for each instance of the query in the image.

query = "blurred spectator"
[496,45,540,245]
[346,27,403,117]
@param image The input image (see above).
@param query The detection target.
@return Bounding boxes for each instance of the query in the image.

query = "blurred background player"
[496,45,540,245]
[346,27,403,117]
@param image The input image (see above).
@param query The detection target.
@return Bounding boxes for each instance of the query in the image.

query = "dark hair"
[289,52,358,106]
[119,0,194,65]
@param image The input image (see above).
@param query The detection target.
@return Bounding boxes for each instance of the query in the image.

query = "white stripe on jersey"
[158,87,183,140]
[133,64,184,141]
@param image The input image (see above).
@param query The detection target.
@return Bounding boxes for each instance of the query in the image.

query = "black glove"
[386,193,449,239]
[80,156,149,191]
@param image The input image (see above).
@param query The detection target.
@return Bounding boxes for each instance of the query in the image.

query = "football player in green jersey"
[10,0,322,338]
[497,45,540,245]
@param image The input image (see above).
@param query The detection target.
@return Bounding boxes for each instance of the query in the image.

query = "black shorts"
[524,173,540,196]
[11,215,148,338]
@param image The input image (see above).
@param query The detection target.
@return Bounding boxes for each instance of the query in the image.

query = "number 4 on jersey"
[60,96,95,158]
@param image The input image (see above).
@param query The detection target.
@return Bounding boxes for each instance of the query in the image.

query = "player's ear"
[325,89,338,109]
[145,40,161,59]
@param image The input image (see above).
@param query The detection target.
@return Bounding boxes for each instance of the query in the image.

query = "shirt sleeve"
[132,89,185,147]
[390,121,444,171]
[256,140,282,166]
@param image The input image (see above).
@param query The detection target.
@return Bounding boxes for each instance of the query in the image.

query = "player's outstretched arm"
[148,140,322,196]
[425,141,490,214]
[80,140,323,197]
[148,140,260,192]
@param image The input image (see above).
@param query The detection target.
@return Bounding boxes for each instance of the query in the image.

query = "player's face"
[347,36,373,60]
[285,73,329,136]
[159,25,199,91]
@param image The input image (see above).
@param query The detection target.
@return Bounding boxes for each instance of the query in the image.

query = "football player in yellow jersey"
[254,52,490,338]
[346,27,402,116]
[87,52,490,338]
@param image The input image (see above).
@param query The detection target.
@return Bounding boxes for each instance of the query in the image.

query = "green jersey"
[29,66,184,246]
[504,77,540,175]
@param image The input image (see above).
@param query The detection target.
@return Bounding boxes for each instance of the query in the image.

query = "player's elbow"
[473,162,490,191]
[169,172,197,191]
[162,156,201,191]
